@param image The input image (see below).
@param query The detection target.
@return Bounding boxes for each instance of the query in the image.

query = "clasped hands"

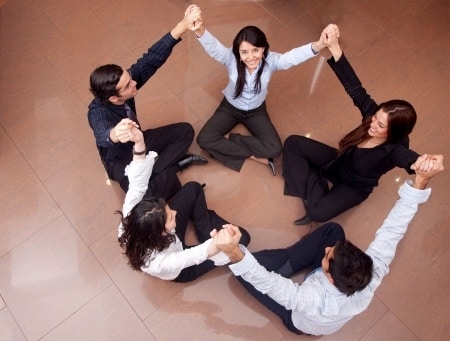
[210,224,242,256]
[114,118,140,143]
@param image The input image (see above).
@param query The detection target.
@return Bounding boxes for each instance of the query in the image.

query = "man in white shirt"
[213,154,444,335]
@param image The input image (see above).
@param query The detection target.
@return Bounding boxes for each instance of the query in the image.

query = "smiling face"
[368,109,389,139]
[239,41,265,72]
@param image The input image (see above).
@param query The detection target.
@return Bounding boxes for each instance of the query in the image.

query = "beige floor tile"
[90,229,184,320]
[44,150,124,245]
[360,311,419,341]
[0,129,62,256]
[0,216,111,340]
[1,0,449,339]
[0,308,27,341]
[41,285,154,341]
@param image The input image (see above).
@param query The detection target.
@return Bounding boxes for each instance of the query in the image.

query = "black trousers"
[107,122,193,200]
[171,182,251,283]
[197,98,282,172]
[282,135,369,222]
[237,222,345,334]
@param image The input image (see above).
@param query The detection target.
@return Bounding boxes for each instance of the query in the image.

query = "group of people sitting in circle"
[87,4,444,336]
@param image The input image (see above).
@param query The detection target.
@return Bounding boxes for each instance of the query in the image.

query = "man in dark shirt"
[88,4,206,199]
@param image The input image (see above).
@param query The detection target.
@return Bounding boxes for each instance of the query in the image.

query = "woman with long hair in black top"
[283,25,440,225]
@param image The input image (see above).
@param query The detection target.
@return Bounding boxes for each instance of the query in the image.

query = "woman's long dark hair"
[232,26,269,98]
[338,99,417,154]
[117,198,175,271]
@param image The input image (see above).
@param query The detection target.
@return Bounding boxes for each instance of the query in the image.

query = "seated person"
[213,154,444,335]
[117,125,250,282]
[88,4,207,200]
[194,11,331,175]
[282,25,440,225]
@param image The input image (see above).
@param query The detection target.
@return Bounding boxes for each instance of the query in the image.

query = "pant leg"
[168,182,201,243]
[143,166,181,201]
[143,122,194,175]
[286,222,345,271]
[306,183,369,222]
[282,135,337,198]
[197,98,250,172]
[106,155,132,192]
[229,103,282,159]
[235,249,301,335]
[173,182,251,246]
[173,259,216,283]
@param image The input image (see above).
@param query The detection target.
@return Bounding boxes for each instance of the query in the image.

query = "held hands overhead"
[171,4,202,39]
[410,154,444,189]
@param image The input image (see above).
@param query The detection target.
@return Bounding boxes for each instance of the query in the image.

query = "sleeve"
[118,152,158,237]
[87,106,118,149]
[130,32,181,89]
[327,53,379,119]
[230,246,313,312]
[143,238,214,280]
[365,181,431,287]
[269,43,317,71]
[389,144,420,175]
[196,29,234,65]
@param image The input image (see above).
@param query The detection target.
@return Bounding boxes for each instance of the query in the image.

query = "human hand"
[129,126,143,143]
[182,4,202,32]
[411,154,444,189]
[312,23,340,54]
[213,224,241,252]
[323,23,340,47]
[114,118,139,143]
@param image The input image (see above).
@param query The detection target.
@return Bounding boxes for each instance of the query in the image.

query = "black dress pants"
[171,182,251,283]
[282,135,368,222]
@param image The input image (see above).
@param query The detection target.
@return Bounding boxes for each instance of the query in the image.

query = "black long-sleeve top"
[324,54,419,193]
[87,32,181,164]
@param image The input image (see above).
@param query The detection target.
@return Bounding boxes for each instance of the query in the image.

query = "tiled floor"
[0,0,449,340]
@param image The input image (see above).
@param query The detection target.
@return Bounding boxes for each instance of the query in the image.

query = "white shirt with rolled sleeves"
[118,152,229,281]
[229,180,431,335]
[197,29,318,111]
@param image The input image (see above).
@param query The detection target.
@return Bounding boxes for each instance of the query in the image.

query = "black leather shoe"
[294,215,312,225]
[178,154,208,170]
[268,158,276,176]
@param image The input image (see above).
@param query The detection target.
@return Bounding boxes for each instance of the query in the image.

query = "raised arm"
[129,5,202,88]
[365,154,444,287]
[325,27,379,118]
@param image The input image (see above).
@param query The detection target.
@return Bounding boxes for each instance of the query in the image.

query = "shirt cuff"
[400,180,431,204]
[229,245,258,276]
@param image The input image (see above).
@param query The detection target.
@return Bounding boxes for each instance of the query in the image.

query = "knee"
[196,131,206,147]
[283,135,302,152]
[177,122,194,141]
[196,128,217,149]
[307,206,332,223]
[268,141,283,157]
[183,181,202,193]
[321,222,345,240]
[238,227,251,247]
